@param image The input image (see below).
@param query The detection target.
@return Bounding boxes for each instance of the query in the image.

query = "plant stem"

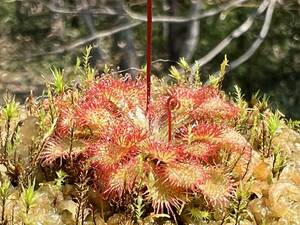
[167,96,173,142]
[4,118,11,157]
[69,123,75,167]
[146,0,152,118]
[234,198,241,225]
[1,198,6,224]
[91,207,97,225]
[11,206,15,225]
[12,120,23,163]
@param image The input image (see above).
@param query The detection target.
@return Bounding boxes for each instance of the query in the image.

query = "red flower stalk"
[146,0,153,115]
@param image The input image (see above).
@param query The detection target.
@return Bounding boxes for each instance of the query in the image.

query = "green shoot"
[231,181,252,224]
[219,54,229,78]
[0,180,10,200]
[74,45,96,82]
[234,85,248,128]
[141,64,147,74]
[251,91,269,112]
[2,95,19,156]
[103,64,111,74]
[74,56,81,75]
[234,85,246,107]
[177,57,190,71]
[266,111,282,138]
[207,74,219,87]
[193,61,201,87]
[83,45,92,71]
[188,208,210,221]
[0,179,10,224]
[287,119,300,132]
[38,107,47,131]
[51,67,64,93]
[46,83,56,123]
[169,66,182,82]
[2,96,19,121]
[83,45,95,81]
[208,55,229,87]
[21,179,38,214]
[272,146,287,179]
[178,57,194,85]
[133,194,145,222]
[55,170,68,189]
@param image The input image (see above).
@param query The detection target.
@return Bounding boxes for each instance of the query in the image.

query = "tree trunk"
[114,29,139,76]
[77,0,102,67]
[49,0,65,38]
[180,0,201,62]
[113,1,139,76]
[167,0,179,64]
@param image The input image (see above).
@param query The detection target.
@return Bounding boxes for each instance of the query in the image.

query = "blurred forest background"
[0,0,299,118]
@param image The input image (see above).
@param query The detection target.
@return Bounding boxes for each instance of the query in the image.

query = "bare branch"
[230,0,276,70]
[123,0,248,23]
[28,22,142,57]
[192,0,270,70]
[37,0,118,15]
[117,59,175,74]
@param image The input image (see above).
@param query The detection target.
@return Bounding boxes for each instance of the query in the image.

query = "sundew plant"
[0,49,299,224]
[41,54,249,206]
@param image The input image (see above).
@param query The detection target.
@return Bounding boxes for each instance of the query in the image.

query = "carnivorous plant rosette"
[40,74,252,214]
